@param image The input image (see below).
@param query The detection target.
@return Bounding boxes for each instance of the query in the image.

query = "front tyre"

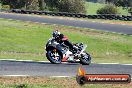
[46,48,62,64]
[80,52,91,65]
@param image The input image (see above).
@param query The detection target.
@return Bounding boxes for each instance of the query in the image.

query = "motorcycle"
[45,34,91,65]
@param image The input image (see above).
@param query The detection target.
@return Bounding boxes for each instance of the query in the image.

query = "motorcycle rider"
[52,30,78,54]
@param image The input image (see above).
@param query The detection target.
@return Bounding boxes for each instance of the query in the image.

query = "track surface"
[0,13,132,34]
[0,13,132,77]
[0,60,132,77]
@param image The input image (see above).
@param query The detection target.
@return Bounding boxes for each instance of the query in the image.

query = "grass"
[0,77,132,88]
[85,2,104,15]
[0,18,132,63]
[85,2,129,15]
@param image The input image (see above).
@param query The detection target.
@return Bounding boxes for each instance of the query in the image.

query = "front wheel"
[46,48,62,64]
[79,52,91,65]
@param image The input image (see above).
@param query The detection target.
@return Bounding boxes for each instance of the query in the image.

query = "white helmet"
[52,30,60,37]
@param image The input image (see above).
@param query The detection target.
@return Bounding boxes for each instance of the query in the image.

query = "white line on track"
[0,75,72,77]
[0,59,34,62]
[95,63,132,65]
[0,59,17,61]
[50,76,71,78]
[122,24,126,25]
[1,75,30,77]
[96,63,120,64]
[112,32,117,34]
[110,23,115,24]
[1,59,132,65]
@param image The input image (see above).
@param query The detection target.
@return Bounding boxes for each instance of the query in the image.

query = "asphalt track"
[0,60,132,77]
[0,13,132,35]
[0,13,132,77]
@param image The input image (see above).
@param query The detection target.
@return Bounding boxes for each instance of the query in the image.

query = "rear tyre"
[80,52,91,65]
[46,48,62,64]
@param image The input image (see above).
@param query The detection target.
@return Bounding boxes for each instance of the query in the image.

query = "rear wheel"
[80,52,91,65]
[46,48,62,64]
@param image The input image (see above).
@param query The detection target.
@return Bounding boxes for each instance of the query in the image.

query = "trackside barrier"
[11,9,132,21]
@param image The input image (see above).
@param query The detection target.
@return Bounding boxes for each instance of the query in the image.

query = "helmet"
[52,30,60,37]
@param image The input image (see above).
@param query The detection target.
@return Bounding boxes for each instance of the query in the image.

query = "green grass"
[85,2,129,15]
[0,83,132,88]
[0,77,132,88]
[0,84,63,88]
[0,18,132,63]
[85,2,104,15]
